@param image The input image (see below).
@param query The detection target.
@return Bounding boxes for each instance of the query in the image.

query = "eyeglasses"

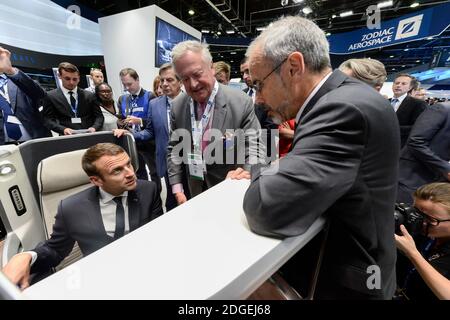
[414,207,450,226]
[252,56,288,93]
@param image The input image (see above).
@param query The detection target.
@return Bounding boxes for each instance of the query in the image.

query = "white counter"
[24,179,325,300]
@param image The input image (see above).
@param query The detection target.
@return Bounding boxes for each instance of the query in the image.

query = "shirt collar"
[99,188,128,204]
[395,93,408,104]
[61,85,78,96]
[295,71,333,124]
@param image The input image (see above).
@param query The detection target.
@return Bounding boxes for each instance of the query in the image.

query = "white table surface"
[23,179,325,300]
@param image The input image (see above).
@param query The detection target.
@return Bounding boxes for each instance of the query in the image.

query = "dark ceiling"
[70,0,450,77]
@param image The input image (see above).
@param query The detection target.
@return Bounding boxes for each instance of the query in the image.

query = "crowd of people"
[1,14,449,300]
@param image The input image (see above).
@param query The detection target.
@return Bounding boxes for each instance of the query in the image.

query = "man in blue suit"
[115,63,187,211]
[0,47,50,145]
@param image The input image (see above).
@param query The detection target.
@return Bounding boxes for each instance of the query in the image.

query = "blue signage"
[329,2,450,54]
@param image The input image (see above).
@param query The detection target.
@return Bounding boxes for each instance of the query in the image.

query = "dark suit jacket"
[244,87,278,160]
[0,69,50,144]
[167,84,264,197]
[244,70,400,299]
[133,95,170,177]
[393,95,427,148]
[42,87,103,134]
[31,180,162,274]
[397,103,450,204]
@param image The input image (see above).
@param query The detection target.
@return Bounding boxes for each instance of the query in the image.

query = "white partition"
[23,179,325,300]
[99,5,201,98]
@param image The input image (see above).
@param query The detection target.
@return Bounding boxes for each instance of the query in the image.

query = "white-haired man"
[243,16,400,299]
[166,40,264,204]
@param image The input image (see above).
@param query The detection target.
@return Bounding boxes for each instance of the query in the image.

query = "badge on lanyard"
[71,118,82,124]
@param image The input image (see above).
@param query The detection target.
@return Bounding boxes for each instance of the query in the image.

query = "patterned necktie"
[391,98,399,110]
[68,91,77,116]
[113,197,125,240]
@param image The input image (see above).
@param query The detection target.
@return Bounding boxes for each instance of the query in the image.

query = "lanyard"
[189,81,219,152]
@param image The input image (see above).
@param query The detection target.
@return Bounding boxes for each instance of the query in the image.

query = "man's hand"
[395,225,420,259]
[0,47,15,75]
[175,192,187,205]
[113,129,128,138]
[87,127,96,133]
[1,252,33,290]
[226,167,251,180]
[63,128,73,135]
[124,116,142,126]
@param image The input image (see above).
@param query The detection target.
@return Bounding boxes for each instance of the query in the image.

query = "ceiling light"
[188,9,195,16]
[390,55,394,58]
[230,52,236,55]
[404,48,409,51]
[392,68,396,70]
[293,0,304,3]
[332,14,337,18]
[217,31,222,35]
[340,11,353,18]
[325,32,331,36]
[377,1,393,9]
[201,29,210,34]
[427,36,433,40]
[256,27,266,32]
[416,60,421,63]
[226,30,235,34]
[230,60,234,63]
[402,65,406,67]
[302,7,313,15]
[410,2,419,8]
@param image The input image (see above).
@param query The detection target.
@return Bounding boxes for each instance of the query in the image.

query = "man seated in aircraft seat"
[1,143,163,290]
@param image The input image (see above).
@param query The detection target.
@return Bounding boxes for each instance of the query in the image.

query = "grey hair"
[339,58,387,88]
[171,40,213,72]
[247,16,330,73]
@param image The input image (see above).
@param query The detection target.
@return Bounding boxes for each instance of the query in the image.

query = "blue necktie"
[113,197,125,240]
[0,90,22,141]
[391,98,399,109]
[248,89,254,97]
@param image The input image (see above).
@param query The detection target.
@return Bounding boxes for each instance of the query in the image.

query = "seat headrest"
[38,149,90,194]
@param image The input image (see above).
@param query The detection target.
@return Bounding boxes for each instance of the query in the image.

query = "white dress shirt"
[391,93,407,113]
[60,85,78,108]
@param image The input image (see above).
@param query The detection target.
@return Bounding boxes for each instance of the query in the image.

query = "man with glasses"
[395,182,450,300]
[243,16,400,299]
[397,101,450,204]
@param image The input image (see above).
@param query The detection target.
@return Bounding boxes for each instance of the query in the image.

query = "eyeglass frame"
[252,56,289,93]
[414,206,450,226]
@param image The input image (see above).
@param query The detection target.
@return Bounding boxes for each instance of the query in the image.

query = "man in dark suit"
[242,16,399,299]
[115,63,188,211]
[0,46,50,145]
[117,68,159,187]
[2,143,162,290]
[397,103,450,204]
[241,57,278,161]
[42,62,103,135]
[167,40,264,205]
[390,74,426,148]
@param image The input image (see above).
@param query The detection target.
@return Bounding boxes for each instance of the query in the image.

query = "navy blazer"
[397,103,450,203]
[133,95,171,177]
[0,69,50,144]
[31,180,163,274]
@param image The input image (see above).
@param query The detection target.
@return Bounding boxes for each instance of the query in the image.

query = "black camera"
[394,203,424,236]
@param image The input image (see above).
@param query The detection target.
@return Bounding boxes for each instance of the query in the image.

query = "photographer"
[395,182,450,300]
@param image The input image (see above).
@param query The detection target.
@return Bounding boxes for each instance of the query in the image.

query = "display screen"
[155,17,199,67]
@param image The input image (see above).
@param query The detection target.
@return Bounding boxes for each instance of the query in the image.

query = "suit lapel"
[297,70,347,124]
[7,82,18,112]
[161,96,169,135]
[56,89,73,115]
[396,95,409,116]
[77,88,85,114]
[211,85,227,133]
[86,187,108,236]
[128,190,141,231]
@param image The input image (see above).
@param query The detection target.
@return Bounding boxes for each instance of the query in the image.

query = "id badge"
[71,117,82,124]
[7,115,22,125]
[188,153,204,180]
